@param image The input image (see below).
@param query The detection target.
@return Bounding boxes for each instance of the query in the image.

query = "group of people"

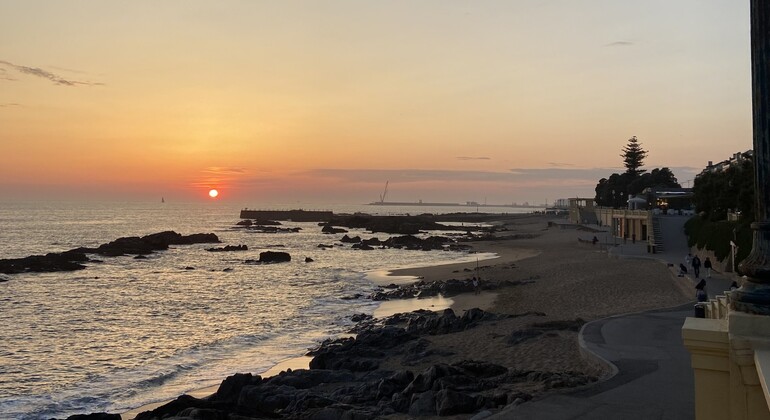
[680,253,713,278]
[684,253,739,304]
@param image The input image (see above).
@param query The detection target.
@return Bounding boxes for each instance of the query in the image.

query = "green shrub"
[684,215,752,265]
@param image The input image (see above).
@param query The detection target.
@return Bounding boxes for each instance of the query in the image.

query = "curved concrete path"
[487,216,731,419]
[489,304,694,419]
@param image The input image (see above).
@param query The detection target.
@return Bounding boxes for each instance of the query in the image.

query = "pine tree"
[621,136,647,177]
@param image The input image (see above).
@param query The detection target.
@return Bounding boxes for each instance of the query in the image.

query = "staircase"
[652,216,664,253]
[577,208,598,225]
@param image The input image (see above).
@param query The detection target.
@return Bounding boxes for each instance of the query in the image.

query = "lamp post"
[734,0,770,315]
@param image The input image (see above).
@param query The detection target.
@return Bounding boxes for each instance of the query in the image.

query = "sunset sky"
[0,1,753,205]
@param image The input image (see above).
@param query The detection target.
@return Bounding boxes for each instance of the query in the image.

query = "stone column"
[735,0,770,315]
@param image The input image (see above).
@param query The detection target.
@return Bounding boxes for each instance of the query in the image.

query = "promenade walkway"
[488,215,739,420]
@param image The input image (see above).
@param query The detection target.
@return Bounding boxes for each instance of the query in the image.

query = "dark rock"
[134,394,211,420]
[435,389,478,415]
[376,370,414,400]
[258,251,291,263]
[0,251,88,274]
[351,243,374,251]
[403,364,464,395]
[238,384,301,413]
[266,369,354,389]
[325,214,456,235]
[215,373,259,402]
[64,414,121,420]
[340,235,361,244]
[176,407,227,420]
[71,231,219,257]
[361,237,382,246]
[408,391,436,416]
[235,219,285,227]
[321,225,348,234]
[356,326,416,349]
[206,244,248,252]
[184,266,195,270]
[350,313,372,322]
[177,233,220,244]
[305,257,314,263]
[133,255,148,260]
[383,235,449,251]
[284,393,337,412]
[317,244,334,249]
[253,219,282,226]
[245,225,301,233]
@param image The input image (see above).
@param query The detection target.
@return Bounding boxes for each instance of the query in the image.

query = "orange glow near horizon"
[0,2,753,204]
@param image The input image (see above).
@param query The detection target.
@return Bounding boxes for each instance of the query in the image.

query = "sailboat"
[161,197,165,203]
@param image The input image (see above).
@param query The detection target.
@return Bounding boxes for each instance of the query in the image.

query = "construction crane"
[379,181,389,203]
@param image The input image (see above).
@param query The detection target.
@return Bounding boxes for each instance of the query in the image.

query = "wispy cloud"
[547,162,577,167]
[189,167,270,188]
[605,41,634,47]
[456,156,491,161]
[202,167,249,175]
[0,60,103,86]
[0,103,21,107]
[305,167,616,185]
[0,67,16,81]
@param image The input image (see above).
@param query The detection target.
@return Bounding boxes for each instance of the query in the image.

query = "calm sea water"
[0,201,534,419]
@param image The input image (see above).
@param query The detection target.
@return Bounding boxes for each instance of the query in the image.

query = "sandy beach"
[380,214,693,389]
[122,213,694,419]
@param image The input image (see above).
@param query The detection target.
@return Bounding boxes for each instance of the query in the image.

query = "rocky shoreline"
[0,231,220,275]
[43,214,695,420]
[94,308,594,420]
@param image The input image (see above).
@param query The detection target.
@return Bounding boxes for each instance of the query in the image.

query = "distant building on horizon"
[699,150,753,176]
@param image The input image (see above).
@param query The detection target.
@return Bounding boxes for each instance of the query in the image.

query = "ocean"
[0,201,534,419]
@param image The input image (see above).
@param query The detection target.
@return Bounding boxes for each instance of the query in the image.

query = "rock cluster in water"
[235,220,301,233]
[0,231,220,275]
[207,244,248,252]
[339,234,463,252]
[322,214,456,235]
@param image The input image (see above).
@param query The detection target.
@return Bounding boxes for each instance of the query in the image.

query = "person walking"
[704,257,713,278]
[691,255,702,278]
[696,279,708,302]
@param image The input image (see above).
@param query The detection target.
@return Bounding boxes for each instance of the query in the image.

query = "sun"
[208,189,219,198]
